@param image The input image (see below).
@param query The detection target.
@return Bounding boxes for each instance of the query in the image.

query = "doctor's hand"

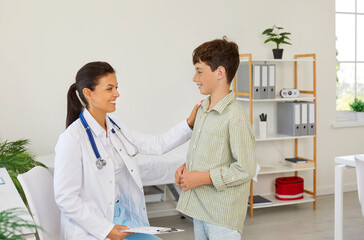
[180,171,212,192]
[187,100,203,129]
[107,225,134,240]
[175,163,186,186]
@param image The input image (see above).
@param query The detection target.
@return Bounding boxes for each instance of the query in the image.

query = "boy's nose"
[193,75,197,82]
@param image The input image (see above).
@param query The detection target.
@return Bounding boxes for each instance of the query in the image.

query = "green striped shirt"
[176,91,256,233]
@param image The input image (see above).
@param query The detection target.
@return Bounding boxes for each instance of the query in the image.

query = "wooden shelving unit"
[233,53,317,218]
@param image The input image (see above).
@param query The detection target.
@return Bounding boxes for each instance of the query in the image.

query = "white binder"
[268,64,276,99]
[253,65,261,99]
[261,65,268,99]
[294,103,301,136]
[300,102,308,135]
[308,102,316,135]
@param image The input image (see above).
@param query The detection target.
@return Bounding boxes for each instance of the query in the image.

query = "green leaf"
[0,208,43,239]
[262,28,273,35]
[264,39,275,44]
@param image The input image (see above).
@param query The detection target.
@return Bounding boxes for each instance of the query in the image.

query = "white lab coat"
[54,109,192,240]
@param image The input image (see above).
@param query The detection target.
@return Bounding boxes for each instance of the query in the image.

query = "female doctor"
[54,62,199,240]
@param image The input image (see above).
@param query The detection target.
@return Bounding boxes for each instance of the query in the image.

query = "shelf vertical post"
[294,54,317,210]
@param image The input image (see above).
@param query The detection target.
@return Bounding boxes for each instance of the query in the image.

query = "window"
[336,0,364,110]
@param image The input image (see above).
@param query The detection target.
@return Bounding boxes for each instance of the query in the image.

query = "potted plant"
[262,25,292,59]
[349,98,364,121]
[0,208,42,239]
[0,139,46,205]
[259,113,267,138]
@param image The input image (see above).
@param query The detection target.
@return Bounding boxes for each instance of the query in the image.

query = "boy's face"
[193,61,219,95]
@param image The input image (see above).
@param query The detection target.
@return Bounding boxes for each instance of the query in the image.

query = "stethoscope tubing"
[79,111,138,169]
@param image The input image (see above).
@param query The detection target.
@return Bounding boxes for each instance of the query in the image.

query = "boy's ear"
[216,66,227,80]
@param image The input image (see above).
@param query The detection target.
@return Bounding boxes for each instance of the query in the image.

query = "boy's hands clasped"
[175,163,212,192]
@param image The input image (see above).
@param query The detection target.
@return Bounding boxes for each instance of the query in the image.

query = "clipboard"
[123,226,184,235]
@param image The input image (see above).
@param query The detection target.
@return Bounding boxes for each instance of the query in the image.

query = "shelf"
[248,193,315,209]
[240,58,315,63]
[259,163,315,175]
[255,133,315,142]
[236,96,315,102]
[235,53,317,218]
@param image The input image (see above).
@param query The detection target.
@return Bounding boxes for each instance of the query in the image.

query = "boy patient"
[175,37,257,240]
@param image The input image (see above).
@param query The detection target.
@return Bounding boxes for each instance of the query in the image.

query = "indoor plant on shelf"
[0,139,46,205]
[262,25,292,59]
[259,113,267,138]
[349,98,364,121]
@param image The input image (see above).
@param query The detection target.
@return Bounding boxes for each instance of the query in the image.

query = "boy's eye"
[107,88,112,91]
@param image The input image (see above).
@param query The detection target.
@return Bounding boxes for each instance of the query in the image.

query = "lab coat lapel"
[110,130,143,191]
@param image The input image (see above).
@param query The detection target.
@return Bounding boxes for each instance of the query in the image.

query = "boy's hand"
[187,101,203,129]
[180,171,212,192]
[175,163,186,186]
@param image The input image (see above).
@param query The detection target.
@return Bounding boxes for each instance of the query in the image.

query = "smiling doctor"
[54,62,199,240]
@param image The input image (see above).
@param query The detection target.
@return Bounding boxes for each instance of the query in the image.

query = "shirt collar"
[201,91,235,114]
[83,108,113,137]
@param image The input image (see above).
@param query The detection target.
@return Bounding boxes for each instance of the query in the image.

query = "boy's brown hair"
[192,36,239,84]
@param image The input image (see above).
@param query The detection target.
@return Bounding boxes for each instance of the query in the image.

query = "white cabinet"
[233,53,317,218]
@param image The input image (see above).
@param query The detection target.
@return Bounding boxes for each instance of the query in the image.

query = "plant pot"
[273,49,284,59]
[356,112,364,121]
[259,121,267,138]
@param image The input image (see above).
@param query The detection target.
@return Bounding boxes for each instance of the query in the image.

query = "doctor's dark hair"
[66,61,115,128]
[192,36,239,84]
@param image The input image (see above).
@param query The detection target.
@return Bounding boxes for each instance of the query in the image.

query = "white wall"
[0,0,363,195]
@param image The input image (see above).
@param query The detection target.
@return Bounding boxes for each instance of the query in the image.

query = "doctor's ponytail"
[66,61,115,128]
[66,83,83,128]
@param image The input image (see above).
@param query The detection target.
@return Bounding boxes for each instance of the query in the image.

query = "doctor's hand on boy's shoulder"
[107,225,133,240]
[179,170,212,192]
[187,100,203,130]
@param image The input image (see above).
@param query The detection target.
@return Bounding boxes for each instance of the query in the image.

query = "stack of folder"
[277,102,315,136]
[236,64,276,99]
[284,157,315,169]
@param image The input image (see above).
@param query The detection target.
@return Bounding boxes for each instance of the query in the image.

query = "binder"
[268,64,276,99]
[261,65,268,99]
[277,102,301,136]
[236,64,262,99]
[308,102,316,135]
[300,102,308,135]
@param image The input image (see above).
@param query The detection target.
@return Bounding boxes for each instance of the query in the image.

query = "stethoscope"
[79,111,139,169]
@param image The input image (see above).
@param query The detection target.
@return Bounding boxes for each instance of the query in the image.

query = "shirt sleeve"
[209,115,257,191]
[54,131,114,240]
[116,119,193,155]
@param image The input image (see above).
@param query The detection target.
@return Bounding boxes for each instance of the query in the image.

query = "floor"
[149,191,364,240]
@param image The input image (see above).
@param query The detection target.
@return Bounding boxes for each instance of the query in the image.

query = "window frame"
[336,0,364,122]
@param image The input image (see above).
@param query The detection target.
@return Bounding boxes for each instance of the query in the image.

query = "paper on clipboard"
[123,226,184,235]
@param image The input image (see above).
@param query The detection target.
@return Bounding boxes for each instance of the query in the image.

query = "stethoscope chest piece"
[96,158,107,169]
